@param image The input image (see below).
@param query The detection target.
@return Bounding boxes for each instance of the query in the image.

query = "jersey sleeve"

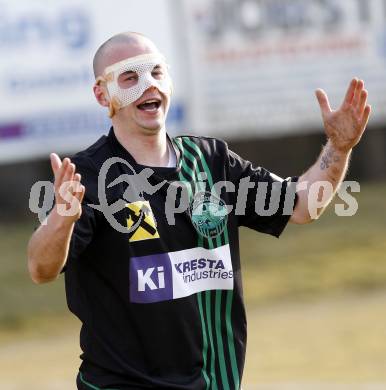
[63,155,100,270]
[228,149,298,237]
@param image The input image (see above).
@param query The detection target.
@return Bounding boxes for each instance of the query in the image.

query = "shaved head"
[93,32,160,78]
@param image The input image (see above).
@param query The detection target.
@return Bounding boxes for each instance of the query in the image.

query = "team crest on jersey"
[126,201,160,242]
[189,191,228,239]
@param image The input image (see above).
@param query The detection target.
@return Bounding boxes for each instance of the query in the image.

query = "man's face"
[116,57,171,134]
[97,40,171,134]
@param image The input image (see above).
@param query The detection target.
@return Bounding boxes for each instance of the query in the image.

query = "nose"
[143,85,161,97]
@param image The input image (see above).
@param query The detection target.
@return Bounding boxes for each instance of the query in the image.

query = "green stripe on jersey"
[79,372,119,390]
[177,136,241,389]
[176,139,210,389]
[181,136,240,389]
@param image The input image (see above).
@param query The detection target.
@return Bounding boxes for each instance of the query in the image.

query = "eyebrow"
[119,70,137,77]
[119,64,165,78]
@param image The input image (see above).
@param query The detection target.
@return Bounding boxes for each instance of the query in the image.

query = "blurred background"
[0,0,385,389]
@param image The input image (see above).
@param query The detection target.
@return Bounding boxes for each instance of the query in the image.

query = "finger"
[361,104,371,130]
[68,173,81,195]
[73,173,81,183]
[50,153,62,174]
[55,158,70,187]
[342,78,358,109]
[358,89,368,117]
[61,162,76,190]
[315,89,331,116]
[75,185,86,204]
[352,79,364,108]
[70,173,82,196]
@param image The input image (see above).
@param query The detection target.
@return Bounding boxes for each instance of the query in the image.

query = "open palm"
[315,78,371,153]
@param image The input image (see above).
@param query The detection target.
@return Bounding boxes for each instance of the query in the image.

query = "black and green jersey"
[66,128,297,390]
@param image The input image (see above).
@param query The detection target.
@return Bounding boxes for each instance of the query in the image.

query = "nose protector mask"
[96,53,172,118]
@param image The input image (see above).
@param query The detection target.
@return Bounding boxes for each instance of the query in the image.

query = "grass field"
[0,182,385,388]
[240,182,386,305]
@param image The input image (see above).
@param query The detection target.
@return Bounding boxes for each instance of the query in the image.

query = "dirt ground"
[1,291,386,390]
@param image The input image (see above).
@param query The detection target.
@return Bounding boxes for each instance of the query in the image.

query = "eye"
[118,71,138,88]
[152,66,165,79]
[124,73,138,81]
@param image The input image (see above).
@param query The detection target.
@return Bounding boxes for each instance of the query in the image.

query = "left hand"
[315,78,371,153]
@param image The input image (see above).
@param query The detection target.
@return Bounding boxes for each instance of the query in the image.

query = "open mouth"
[136,99,161,112]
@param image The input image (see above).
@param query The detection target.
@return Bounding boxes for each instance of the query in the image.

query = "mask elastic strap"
[95,76,105,86]
[108,96,122,118]
[95,74,120,118]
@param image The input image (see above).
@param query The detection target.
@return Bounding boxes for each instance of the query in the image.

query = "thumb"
[315,89,331,116]
[50,153,62,174]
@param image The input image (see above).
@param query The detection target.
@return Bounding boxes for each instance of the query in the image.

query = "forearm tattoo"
[320,146,340,170]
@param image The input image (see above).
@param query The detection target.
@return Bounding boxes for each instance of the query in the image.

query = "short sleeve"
[228,150,298,238]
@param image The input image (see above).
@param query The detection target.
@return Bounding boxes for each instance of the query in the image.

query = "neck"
[113,123,169,167]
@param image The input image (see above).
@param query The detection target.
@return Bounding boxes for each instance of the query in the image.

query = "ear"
[93,84,110,108]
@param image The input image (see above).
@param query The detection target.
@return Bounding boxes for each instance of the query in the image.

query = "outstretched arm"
[27,154,85,283]
[290,78,371,224]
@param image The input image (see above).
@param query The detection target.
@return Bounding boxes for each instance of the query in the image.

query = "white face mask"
[96,53,172,118]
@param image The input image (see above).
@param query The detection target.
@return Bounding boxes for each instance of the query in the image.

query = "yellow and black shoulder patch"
[126,201,160,242]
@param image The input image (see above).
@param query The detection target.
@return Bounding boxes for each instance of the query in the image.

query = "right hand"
[50,153,85,223]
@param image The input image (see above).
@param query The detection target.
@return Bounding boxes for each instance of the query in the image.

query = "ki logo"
[137,266,165,291]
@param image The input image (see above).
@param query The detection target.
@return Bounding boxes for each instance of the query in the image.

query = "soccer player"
[27,32,370,389]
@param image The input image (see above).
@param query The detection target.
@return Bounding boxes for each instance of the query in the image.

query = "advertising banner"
[180,0,386,137]
[0,0,185,162]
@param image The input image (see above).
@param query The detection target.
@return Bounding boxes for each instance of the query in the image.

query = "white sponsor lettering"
[157,266,165,289]
[137,267,165,291]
